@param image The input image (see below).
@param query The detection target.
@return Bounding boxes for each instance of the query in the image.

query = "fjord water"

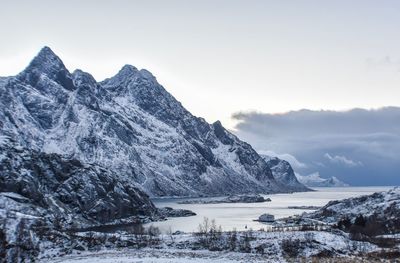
[150,187,392,233]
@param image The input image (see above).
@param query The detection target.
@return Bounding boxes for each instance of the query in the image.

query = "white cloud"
[324,153,362,167]
[258,150,307,169]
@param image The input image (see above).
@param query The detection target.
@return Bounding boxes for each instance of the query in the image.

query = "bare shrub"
[126,223,146,247]
[166,226,175,244]
[195,217,224,250]
[238,232,251,253]
[281,238,301,258]
[146,225,161,246]
[228,228,237,251]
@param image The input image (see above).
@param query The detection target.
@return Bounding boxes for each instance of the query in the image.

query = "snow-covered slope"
[0,135,159,261]
[262,156,310,191]
[309,187,400,222]
[296,172,349,187]
[0,135,157,225]
[306,187,400,235]
[0,47,307,197]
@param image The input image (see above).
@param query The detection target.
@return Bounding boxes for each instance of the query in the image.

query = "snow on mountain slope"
[296,172,349,187]
[262,156,310,191]
[0,47,307,197]
[0,135,157,225]
[0,135,159,261]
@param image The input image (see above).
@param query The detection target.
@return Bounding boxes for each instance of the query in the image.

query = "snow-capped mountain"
[262,156,310,191]
[0,47,307,197]
[296,172,349,187]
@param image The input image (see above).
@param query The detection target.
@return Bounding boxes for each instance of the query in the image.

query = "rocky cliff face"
[0,47,307,197]
[0,135,158,262]
[263,156,309,192]
[0,135,157,226]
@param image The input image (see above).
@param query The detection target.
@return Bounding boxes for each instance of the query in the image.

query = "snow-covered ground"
[41,249,266,263]
[38,230,381,263]
[308,187,400,223]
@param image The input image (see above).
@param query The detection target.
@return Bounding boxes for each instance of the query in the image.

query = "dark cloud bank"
[232,107,400,186]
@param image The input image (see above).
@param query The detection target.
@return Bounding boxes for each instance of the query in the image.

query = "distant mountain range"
[296,172,349,187]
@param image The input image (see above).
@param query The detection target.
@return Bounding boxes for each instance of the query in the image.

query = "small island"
[178,194,271,204]
[158,207,196,217]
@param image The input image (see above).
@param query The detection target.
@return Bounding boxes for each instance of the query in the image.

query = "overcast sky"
[1,0,400,128]
[233,107,400,185]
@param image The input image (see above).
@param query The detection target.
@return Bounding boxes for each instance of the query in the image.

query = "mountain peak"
[118,64,138,75]
[28,46,65,71]
[18,46,74,90]
[100,64,138,87]
[38,46,56,57]
[117,64,138,78]
[213,120,223,127]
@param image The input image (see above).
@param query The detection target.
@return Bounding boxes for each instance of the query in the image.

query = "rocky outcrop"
[158,207,196,217]
[0,136,157,226]
[263,156,310,192]
[305,187,400,236]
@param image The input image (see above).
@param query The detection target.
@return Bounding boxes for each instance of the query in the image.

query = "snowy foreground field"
[42,249,266,263]
[38,230,390,263]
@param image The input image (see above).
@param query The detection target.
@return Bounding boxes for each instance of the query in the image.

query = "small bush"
[281,238,302,258]
[238,232,251,253]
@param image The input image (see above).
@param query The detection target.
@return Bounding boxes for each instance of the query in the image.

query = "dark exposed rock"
[0,137,157,225]
[263,156,310,192]
[158,207,196,217]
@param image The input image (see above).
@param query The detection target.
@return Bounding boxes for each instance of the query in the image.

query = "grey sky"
[1,0,400,128]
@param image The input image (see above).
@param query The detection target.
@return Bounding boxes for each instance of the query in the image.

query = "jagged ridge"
[0,47,308,197]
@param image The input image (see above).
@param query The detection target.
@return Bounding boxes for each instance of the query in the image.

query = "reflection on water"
[149,186,393,233]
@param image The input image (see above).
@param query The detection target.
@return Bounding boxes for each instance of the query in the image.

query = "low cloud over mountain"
[232,107,400,186]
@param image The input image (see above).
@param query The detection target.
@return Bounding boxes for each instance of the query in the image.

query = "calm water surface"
[149,187,393,233]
